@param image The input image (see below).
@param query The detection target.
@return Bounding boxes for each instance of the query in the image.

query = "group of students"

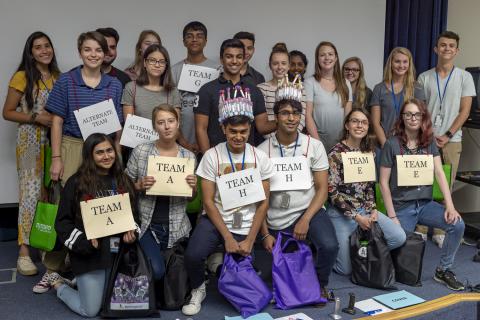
[2,19,475,317]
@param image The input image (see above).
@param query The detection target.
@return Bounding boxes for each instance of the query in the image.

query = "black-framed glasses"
[402,112,423,120]
[344,67,360,73]
[145,58,167,66]
[349,118,369,126]
[278,110,302,118]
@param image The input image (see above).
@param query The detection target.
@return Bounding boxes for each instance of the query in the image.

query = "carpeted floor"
[0,239,479,320]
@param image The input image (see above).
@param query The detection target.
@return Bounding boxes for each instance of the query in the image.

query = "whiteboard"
[0,0,386,204]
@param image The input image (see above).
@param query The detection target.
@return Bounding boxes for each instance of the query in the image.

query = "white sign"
[269,156,312,191]
[396,154,434,186]
[217,168,266,211]
[74,99,122,139]
[177,64,220,93]
[341,151,376,183]
[120,114,159,148]
[146,155,195,197]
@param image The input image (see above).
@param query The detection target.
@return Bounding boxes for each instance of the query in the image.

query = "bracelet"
[261,233,271,241]
[30,112,38,124]
[389,216,397,219]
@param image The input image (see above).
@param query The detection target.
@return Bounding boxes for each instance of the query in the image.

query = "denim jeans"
[269,208,339,286]
[396,200,465,271]
[327,206,406,275]
[139,223,169,280]
[57,269,107,317]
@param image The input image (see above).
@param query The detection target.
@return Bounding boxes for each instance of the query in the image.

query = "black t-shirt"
[151,196,170,225]
[108,66,132,88]
[194,74,266,147]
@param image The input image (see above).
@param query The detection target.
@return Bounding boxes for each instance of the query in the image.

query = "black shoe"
[433,268,465,291]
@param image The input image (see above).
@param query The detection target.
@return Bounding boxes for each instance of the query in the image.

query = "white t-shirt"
[257,133,329,230]
[418,67,476,142]
[196,142,274,235]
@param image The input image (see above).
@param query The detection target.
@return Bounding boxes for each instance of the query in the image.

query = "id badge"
[434,114,443,127]
[232,211,243,229]
[110,237,120,253]
[280,192,291,209]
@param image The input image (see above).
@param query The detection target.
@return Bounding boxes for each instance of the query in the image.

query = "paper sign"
[120,114,159,148]
[373,290,425,309]
[74,98,122,139]
[396,154,434,186]
[217,168,266,210]
[80,193,136,240]
[354,298,392,315]
[274,313,314,320]
[269,156,312,191]
[177,64,220,93]
[341,151,376,183]
[146,155,195,197]
[225,313,274,320]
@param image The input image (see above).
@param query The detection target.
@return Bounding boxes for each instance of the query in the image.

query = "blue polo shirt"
[45,65,123,138]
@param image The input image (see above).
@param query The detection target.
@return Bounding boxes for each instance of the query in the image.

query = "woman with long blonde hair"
[342,57,372,109]
[125,30,162,80]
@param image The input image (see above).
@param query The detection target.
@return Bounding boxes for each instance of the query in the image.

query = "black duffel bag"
[391,232,426,286]
[350,222,396,289]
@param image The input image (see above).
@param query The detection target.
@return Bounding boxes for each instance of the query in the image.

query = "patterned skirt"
[16,124,47,245]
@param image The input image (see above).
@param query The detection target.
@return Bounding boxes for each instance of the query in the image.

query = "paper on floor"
[355,298,392,315]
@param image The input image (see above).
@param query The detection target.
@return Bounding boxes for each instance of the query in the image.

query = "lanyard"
[39,78,53,94]
[226,143,246,172]
[278,134,299,157]
[436,67,455,110]
[390,80,404,115]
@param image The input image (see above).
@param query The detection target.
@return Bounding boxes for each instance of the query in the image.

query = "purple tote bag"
[272,232,325,309]
[218,254,272,318]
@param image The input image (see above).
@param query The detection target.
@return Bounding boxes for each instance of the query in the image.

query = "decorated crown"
[218,85,254,123]
[275,74,303,102]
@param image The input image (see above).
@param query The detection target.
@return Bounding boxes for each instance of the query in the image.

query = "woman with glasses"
[327,108,405,275]
[125,30,162,80]
[370,47,425,148]
[305,41,352,151]
[379,99,465,291]
[342,57,372,109]
[122,44,180,121]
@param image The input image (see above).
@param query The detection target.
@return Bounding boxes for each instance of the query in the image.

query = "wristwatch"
[445,130,453,139]
[30,112,38,124]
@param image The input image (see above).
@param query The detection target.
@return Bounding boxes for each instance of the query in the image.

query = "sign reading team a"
[74,99,122,139]
[396,154,434,186]
[269,157,312,191]
[217,168,266,211]
[341,151,376,183]
[177,64,220,93]
[80,193,136,240]
[120,114,159,149]
[146,156,195,197]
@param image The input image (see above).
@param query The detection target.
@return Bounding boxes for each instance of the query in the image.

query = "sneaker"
[206,252,223,274]
[314,287,329,308]
[414,231,427,242]
[432,234,445,249]
[182,282,206,316]
[434,268,465,291]
[33,272,53,293]
[17,256,38,276]
[47,272,65,289]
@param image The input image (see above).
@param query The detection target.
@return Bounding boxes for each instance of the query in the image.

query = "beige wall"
[448,0,480,213]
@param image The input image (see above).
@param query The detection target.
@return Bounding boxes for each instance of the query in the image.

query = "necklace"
[322,77,334,81]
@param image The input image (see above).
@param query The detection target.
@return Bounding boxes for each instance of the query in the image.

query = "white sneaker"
[182,282,206,316]
[33,272,53,293]
[414,231,427,242]
[433,234,445,249]
[17,256,38,276]
[206,252,223,274]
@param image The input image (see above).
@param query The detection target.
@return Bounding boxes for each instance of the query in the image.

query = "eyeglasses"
[349,118,369,126]
[145,58,167,66]
[402,112,423,120]
[344,67,360,73]
[278,110,302,118]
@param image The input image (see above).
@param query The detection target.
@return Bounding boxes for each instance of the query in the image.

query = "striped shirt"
[125,141,195,247]
[45,66,123,138]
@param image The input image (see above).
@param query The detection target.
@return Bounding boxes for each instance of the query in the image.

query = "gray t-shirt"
[380,136,440,210]
[171,58,220,145]
[369,82,425,138]
[121,81,180,119]
[418,67,476,142]
[304,76,353,151]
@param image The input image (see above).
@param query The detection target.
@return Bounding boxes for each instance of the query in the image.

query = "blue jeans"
[327,206,406,275]
[269,208,339,286]
[57,269,107,317]
[396,200,465,271]
[139,223,169,280]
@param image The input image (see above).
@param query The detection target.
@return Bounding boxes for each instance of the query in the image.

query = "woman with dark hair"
[327,108,405,275]
[342,57,372,109]
[51,133,138,317]
[122,44,180,121]
[379,99,465,291]
[289,50,308,81]
[305,41,353,151]
[125,30,162,80]
[2,31,60,276]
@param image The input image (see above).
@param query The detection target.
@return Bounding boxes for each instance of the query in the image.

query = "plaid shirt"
[126,141,194,247]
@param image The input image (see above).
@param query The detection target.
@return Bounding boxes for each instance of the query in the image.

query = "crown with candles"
[275,74,303,102]
[218,85,254,123]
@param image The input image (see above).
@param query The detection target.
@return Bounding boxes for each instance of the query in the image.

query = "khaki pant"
[42,248,68,272]
[61,135,83,186]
